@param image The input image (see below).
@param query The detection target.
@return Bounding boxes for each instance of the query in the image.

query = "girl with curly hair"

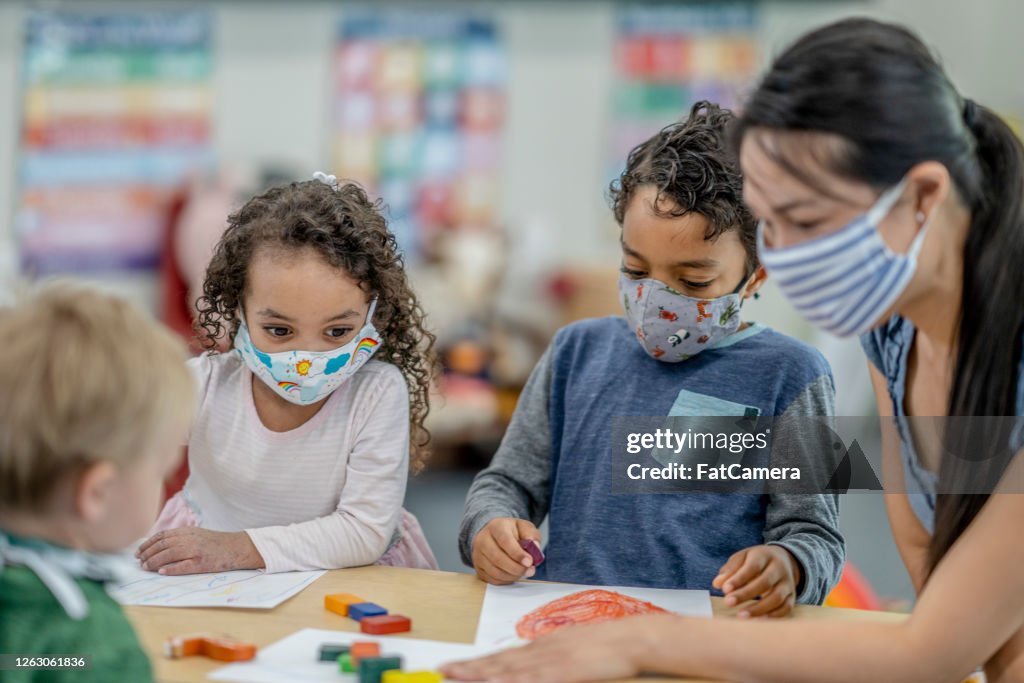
[136,173,438,574]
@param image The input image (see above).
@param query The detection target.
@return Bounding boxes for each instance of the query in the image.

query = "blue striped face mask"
[757,178,929,337]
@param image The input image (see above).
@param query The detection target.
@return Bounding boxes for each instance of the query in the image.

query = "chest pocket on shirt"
[652,390,761,468]
[668,389,761,418]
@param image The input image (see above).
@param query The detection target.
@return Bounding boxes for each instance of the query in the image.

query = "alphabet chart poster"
[333,8,505,260]
[17,9,215,275]
[610,3,758,179]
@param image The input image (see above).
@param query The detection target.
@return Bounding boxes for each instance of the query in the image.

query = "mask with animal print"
[619,273,748,362]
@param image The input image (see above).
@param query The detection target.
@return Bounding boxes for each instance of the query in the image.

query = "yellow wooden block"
[323,592,366,617]
[382,671,442,683]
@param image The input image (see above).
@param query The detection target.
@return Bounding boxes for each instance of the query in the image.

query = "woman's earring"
[753,292,760,300]
[915,211,926,224]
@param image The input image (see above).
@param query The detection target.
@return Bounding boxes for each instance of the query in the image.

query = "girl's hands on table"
[136,528,264,575]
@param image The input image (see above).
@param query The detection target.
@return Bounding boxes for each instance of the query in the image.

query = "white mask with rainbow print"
[233,299,382,405]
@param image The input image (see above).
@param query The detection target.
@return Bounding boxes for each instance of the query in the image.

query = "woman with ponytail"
[442,18,1024,683]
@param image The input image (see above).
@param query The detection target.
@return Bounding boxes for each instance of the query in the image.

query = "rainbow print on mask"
[278,381,300,394]
[354,338,379,363]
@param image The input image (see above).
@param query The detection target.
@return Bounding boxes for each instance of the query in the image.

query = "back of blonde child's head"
[0,282,194,512]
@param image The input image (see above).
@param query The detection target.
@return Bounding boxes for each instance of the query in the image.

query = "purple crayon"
[519,538,545,567]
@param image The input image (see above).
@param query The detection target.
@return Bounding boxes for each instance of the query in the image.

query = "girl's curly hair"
[609,100,758,272]
[195,179,436,471]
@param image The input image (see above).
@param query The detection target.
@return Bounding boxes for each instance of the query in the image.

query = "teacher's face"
[737,128,955,335]
[738,128,923,254]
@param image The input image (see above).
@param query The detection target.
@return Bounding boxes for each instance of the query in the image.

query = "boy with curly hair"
[460,103,844,616]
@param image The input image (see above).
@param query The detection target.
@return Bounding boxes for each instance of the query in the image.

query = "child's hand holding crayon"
[471,518,543,585]
[712,545,802,618]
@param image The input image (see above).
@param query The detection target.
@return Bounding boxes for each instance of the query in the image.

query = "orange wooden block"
[324,592,367,617]
[350,641,381,664]
[163,634,256,662]
[201,636,257,662]
[164,634,205,659]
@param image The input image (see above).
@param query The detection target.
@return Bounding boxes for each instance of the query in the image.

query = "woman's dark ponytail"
[932,102,1024,570]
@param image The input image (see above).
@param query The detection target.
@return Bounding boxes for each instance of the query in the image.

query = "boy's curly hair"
[609,100,758,271]
[196,179,436,471]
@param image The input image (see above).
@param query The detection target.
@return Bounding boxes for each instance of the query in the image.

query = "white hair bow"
[312,171,339,190]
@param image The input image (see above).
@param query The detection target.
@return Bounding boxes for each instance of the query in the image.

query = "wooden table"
[125,566,906,683]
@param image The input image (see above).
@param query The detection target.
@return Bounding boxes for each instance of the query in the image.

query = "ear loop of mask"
[732,269,757,299]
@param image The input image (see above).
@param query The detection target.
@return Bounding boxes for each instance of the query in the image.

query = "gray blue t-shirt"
[459,316,845,604]
[861,315,1024,533]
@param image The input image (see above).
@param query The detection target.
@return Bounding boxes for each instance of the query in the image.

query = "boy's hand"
[712,544,801,618]
[472,518,541,585]
[136,528,264,575]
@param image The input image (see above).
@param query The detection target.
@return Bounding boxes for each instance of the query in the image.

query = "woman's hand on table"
[136,528,264,575]
[441,614,675,683]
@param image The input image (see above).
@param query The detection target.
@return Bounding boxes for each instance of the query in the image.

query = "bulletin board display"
[610,3,758,178]
[333,9,505,260]
[17,10,215,275]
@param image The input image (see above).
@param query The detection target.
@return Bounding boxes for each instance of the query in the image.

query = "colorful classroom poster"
[611,3,758,177]
[333,8,505,259]
[17,10,215,274]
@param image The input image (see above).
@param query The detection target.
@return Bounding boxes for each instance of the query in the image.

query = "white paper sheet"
[109,565,326,609]
[209,628,490,683]
[474,581,712,649]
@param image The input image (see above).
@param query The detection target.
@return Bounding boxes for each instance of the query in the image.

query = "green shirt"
[0,550,153,683]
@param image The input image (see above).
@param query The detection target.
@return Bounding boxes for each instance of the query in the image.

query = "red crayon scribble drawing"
[515,589,668,640]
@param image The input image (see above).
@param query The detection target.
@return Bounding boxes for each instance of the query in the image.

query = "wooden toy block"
[350,641,381,664]
[163,634,256,662]
[318,643,350,661]
[339,653,356,673]
[358,655,403,683]
[164,634,205,659]
[201,636,257,662]
[348,602,388,621]
[382,671,443,683]
[360,614,412,635]
[324,592,367,617]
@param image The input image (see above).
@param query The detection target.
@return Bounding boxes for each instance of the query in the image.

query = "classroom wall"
[1,0,1022,315]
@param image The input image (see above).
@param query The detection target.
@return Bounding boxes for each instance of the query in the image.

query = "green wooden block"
[320,644,350,661]
[358,655,403,683]
[339,652,356,673]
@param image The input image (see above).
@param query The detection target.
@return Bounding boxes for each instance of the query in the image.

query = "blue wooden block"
[348,602,388,621]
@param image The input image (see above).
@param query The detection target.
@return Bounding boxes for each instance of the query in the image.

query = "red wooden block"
[360,614,412,635]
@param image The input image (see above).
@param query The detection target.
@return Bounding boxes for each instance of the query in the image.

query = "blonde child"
[0,283,195,682]
[137,174,438,575]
